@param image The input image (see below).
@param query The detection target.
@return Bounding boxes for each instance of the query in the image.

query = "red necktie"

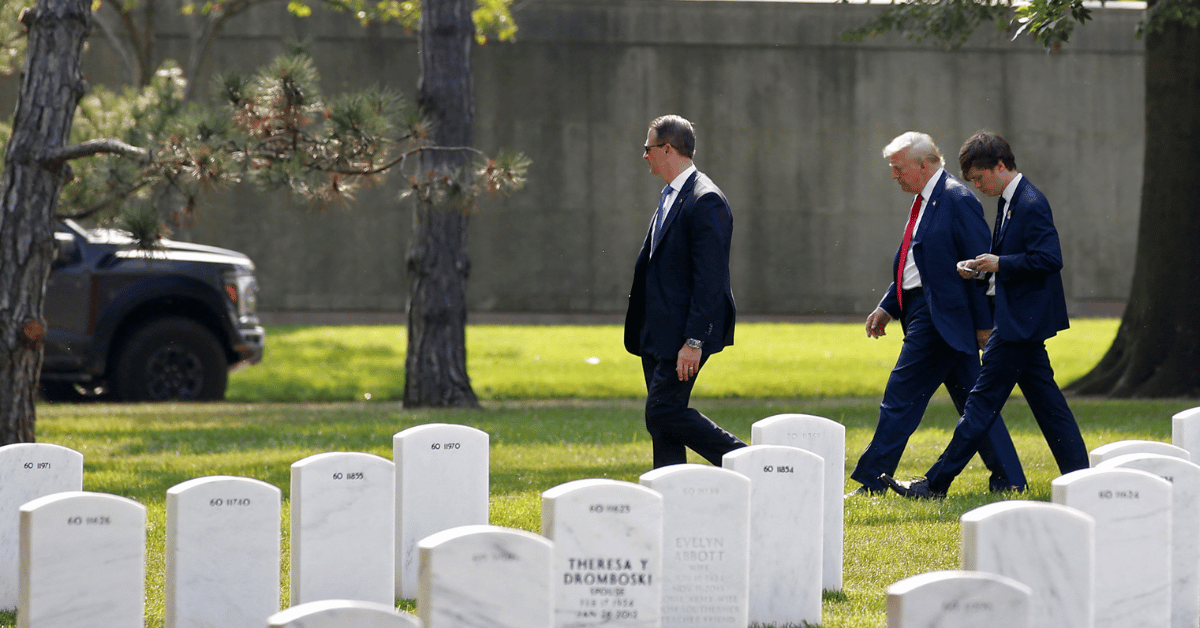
[896,194,923,310]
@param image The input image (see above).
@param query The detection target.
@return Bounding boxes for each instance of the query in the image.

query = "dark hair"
[959,131,1017,175]
[649,115,696,159]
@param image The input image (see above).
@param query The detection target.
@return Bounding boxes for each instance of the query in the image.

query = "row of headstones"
[0,414,844,628]
[251,423,1200,628]
[10,406,1200,628]
[0,423,486,627]
[888,404,1200,628]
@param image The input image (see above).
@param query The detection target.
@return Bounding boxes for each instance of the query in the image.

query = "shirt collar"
[1001,172,1023,204]
[668,164,697,192]
[919,167,945,201]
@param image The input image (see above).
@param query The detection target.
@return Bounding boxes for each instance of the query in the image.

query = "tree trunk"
[0,0,91,443]
[403,0,479,407]
[1066,18,1200,397]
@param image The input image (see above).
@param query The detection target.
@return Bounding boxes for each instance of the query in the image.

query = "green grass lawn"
[229,319,1120,402]
[7,318,1192,628]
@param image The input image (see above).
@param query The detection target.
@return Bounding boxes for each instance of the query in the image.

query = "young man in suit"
[847,131,1026,497]
[624,114,746,469]
[883,131,1089,498]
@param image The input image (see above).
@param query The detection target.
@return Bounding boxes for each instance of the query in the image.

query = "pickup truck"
[41,220,265,402]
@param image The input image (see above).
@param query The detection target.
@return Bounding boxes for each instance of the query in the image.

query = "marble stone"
[394,423,489,599]
[1097,453,1200,628]
[165,475,282,628]
[961,501,1094,628]
[418,524,553,628]
[750,413,844,592]
[19,491,146,628]
[887,570,1032,628]
[268,600,420,628]
[0,443,83,610]
[541,479,662,628]
[1088,439,1190,466]
[722,445,823,627]
[639,464,750,628]
[291,452,395,605]
[1173,407,1200,462]
[1053,467,1173,628]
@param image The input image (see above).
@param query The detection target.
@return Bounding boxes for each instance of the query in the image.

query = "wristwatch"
[685,338,703,349]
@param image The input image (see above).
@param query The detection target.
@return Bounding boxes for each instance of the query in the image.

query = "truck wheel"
[113,317,229,401]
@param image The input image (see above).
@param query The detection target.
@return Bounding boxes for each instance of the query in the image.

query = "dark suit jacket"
[624,170,736,361]
[878,170,993,355]
[991,176,1070,343]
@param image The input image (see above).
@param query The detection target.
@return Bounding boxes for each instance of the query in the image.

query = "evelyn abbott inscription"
[641,464,751,628]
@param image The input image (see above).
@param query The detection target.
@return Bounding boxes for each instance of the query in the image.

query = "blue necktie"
[991,197,1007,253]
[651,185,673,254]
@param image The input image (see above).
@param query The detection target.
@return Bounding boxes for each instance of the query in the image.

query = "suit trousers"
[850,290,1027,491]
[642,354,746,468]
[925,334,1089,494]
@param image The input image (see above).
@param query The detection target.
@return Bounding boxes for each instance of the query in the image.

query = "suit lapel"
[911,171,946,247]
[995,177,1023,251]
[655,171,698,249]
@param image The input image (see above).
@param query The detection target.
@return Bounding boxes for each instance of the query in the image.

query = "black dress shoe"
[879,474,945,499]
[844,485,886,499]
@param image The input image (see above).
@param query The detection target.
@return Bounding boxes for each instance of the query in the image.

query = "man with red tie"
[847,131,1026,497]
[883,131,1088,498]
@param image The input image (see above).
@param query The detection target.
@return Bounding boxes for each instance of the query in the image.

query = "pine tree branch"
[45,139,150,167]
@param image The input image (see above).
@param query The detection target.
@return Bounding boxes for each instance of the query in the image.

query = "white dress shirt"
[900,168,945,291]
[660,165,696,224]
[987,173,1023,296]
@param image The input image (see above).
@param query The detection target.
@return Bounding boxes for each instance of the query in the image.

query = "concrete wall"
[29,0,1148,316]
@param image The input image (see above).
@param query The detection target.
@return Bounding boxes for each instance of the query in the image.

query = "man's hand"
[972,253,1000,274]
[677,344,702,381]
[957,259,981,279]
[976,329,991,351]
[866,307,891,339]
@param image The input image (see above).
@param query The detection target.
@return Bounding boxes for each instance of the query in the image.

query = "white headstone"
[1053,467,1173,628]
[0,443,83,610]
[639,464,750,628]
[961,501,1094,628]
[291,452,395,605]
[722,445,823,627]
[1173,407,1200,461]
[165,475,282,628]
[268,600,421,628]
[395,423,490,599]
[19,491,145,628]
[887,570,1032,628]
[541,479,662,628]
[418,524,553,628]
[1097,453,1200,628]
[751,413,845,591]
[1088,439,1190,466]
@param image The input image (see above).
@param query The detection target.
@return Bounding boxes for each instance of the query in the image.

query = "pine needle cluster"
[49,51,526,249]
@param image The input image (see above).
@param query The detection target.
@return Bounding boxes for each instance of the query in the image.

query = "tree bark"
[0,0,91,443]
[1066,18,1200,397]
[403,0,479,407]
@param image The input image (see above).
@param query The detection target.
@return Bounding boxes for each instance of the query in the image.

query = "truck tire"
[113,317,229,401]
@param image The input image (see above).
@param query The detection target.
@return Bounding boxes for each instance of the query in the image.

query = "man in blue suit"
[884,131,1089,498]
[624,115,747,469]
[847,131,1026,497]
